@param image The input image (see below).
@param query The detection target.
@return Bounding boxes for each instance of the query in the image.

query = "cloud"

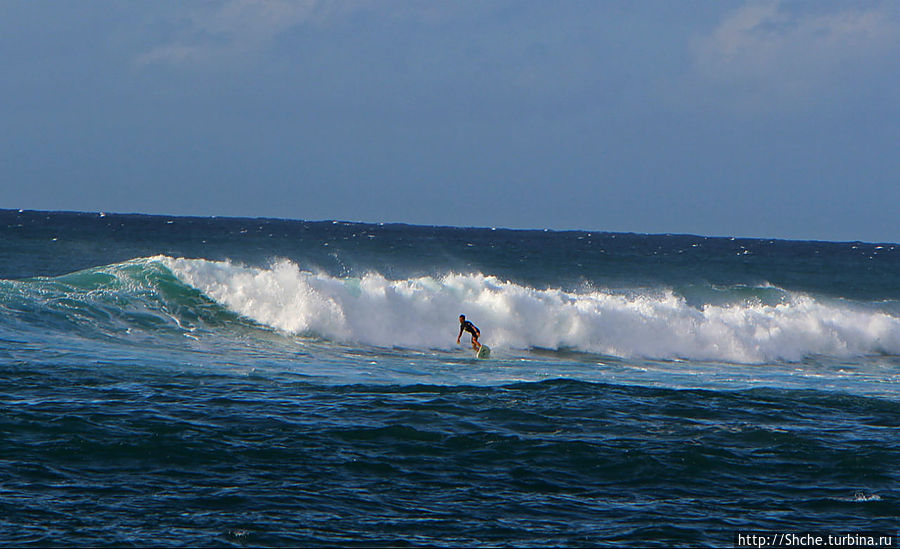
[135,1,500,68]
[689,1,900,111]
[137,0,321,66]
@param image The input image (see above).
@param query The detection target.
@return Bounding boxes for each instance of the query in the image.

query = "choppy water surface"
[1,210,898,546]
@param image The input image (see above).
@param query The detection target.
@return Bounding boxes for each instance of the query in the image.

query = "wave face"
[0,258,236,344]
[163,256,900,363]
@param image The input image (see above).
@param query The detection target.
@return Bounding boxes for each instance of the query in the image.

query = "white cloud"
[689,1,900,111]
[137,0,321,66]
[135,1,497,68]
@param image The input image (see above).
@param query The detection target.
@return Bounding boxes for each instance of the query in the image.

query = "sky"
[2,1,899,242]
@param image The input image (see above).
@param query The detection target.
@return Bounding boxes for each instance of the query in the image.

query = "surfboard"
[475,344,491,359]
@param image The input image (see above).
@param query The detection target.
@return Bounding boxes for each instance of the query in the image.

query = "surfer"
[457,314,482,351]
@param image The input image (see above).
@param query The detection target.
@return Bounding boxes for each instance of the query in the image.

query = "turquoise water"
[1,209,898,546]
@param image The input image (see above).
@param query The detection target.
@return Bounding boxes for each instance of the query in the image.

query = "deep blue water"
[1,209,898,546]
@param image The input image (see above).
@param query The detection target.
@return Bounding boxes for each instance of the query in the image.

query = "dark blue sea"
[1,209,898,547]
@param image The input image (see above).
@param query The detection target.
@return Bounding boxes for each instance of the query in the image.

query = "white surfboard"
[475,344,491,359]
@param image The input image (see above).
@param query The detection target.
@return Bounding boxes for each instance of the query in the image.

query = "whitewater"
[162,255,900,364]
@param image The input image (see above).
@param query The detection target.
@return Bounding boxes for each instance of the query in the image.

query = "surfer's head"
[459,314,466,323]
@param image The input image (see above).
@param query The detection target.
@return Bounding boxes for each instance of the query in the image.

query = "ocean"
[1,209,897,547]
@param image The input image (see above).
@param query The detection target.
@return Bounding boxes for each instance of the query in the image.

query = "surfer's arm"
[457,325,463,343]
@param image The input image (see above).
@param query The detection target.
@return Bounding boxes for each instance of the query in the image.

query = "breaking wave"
[162,256,900,364]
[3,255,899,364]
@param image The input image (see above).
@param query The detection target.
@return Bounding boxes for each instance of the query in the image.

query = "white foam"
[160,256,900,364]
